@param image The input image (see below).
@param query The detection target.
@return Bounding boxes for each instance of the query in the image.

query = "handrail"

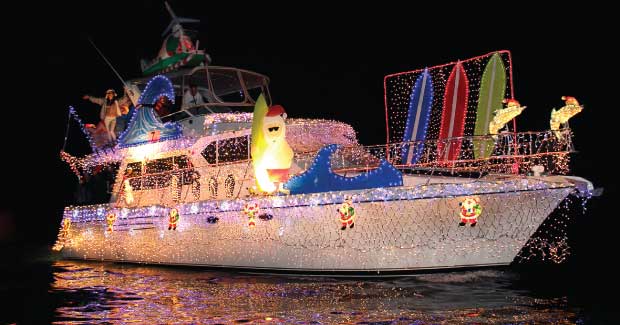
[110,129,574,208]
[121,129,573,189]
[295,129,574,176]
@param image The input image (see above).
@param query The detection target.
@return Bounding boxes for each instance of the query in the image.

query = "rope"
[62,107,72,151]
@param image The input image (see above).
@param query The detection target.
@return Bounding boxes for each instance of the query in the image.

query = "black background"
[2,0,616,304]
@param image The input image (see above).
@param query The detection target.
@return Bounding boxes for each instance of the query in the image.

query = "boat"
[54,4,594,275]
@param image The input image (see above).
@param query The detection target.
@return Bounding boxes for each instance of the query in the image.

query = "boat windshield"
[129,66,271,122]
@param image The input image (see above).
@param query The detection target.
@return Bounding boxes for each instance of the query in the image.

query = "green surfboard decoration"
[474,52,506,159]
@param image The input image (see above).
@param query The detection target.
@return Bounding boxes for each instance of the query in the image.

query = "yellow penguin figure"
[489,99,526,135]
[251,94,294,194]
[551,96,583,140]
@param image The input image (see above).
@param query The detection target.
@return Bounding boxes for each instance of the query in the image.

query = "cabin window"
[126,162,143,190]
[242,72,268,103]
[201,136,249,165]
[143,157,173,189]
[209,69,246,103]
[218,136,250,163]
[184,70,214,115]
[126,155,192,190]
[201,141,217,164]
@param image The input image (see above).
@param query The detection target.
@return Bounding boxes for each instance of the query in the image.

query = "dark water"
[2,252,613,324]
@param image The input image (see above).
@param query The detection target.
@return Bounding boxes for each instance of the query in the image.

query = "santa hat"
[503,98,520,107]
[561,96,579,106]
[266,105,287,118]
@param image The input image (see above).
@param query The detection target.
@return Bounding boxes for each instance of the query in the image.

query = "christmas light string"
[384,51,514,147]
[68,106,98,150]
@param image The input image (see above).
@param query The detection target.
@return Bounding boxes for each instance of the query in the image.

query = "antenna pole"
[87,38,141,106]
[88,38,127,86]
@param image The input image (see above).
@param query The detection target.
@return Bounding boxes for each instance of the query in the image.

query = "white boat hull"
[61,181,573,272]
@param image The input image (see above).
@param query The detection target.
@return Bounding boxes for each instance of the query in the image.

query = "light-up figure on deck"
[550,96,583,140]
[106,213,117,233]
[250,94,294,194]
[459,197,482,227]
[337,196,356,230]
[243,202,259,228]
[489,99,526,136]
[168,208,179,230]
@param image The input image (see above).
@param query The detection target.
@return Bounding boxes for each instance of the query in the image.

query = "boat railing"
[111,129,573,207]
[295,129,574,176]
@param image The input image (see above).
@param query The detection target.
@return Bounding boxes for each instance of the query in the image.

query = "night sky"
[4,1,614,268]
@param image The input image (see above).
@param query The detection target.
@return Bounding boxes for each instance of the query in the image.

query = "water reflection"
[50,261,582,324]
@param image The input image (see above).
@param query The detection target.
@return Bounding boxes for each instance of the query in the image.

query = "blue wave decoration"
[117,75,181,148]
[137,75,176,105]
[284,144,403,195]
[117,107,182,148]
[400,68,433,165]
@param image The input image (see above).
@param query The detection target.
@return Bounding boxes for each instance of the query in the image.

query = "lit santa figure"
[106,213,117,232]
[243,202,259,228]
[250,94,294,194]
[168,208,179,230]
[337,196,356,230]
[458,197,482,227]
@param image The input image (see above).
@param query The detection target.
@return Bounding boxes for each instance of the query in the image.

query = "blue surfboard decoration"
[284,144,403,195]
[400,68,433,165]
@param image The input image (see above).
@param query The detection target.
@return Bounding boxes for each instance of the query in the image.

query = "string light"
[204,112,253,127]
[136,75,176,105]
[56,179,581,267]
[60,150,83,181]
[68,106,98,150]
[52,218,71,251]
[384,51,514,148]
[61,177,577,224]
